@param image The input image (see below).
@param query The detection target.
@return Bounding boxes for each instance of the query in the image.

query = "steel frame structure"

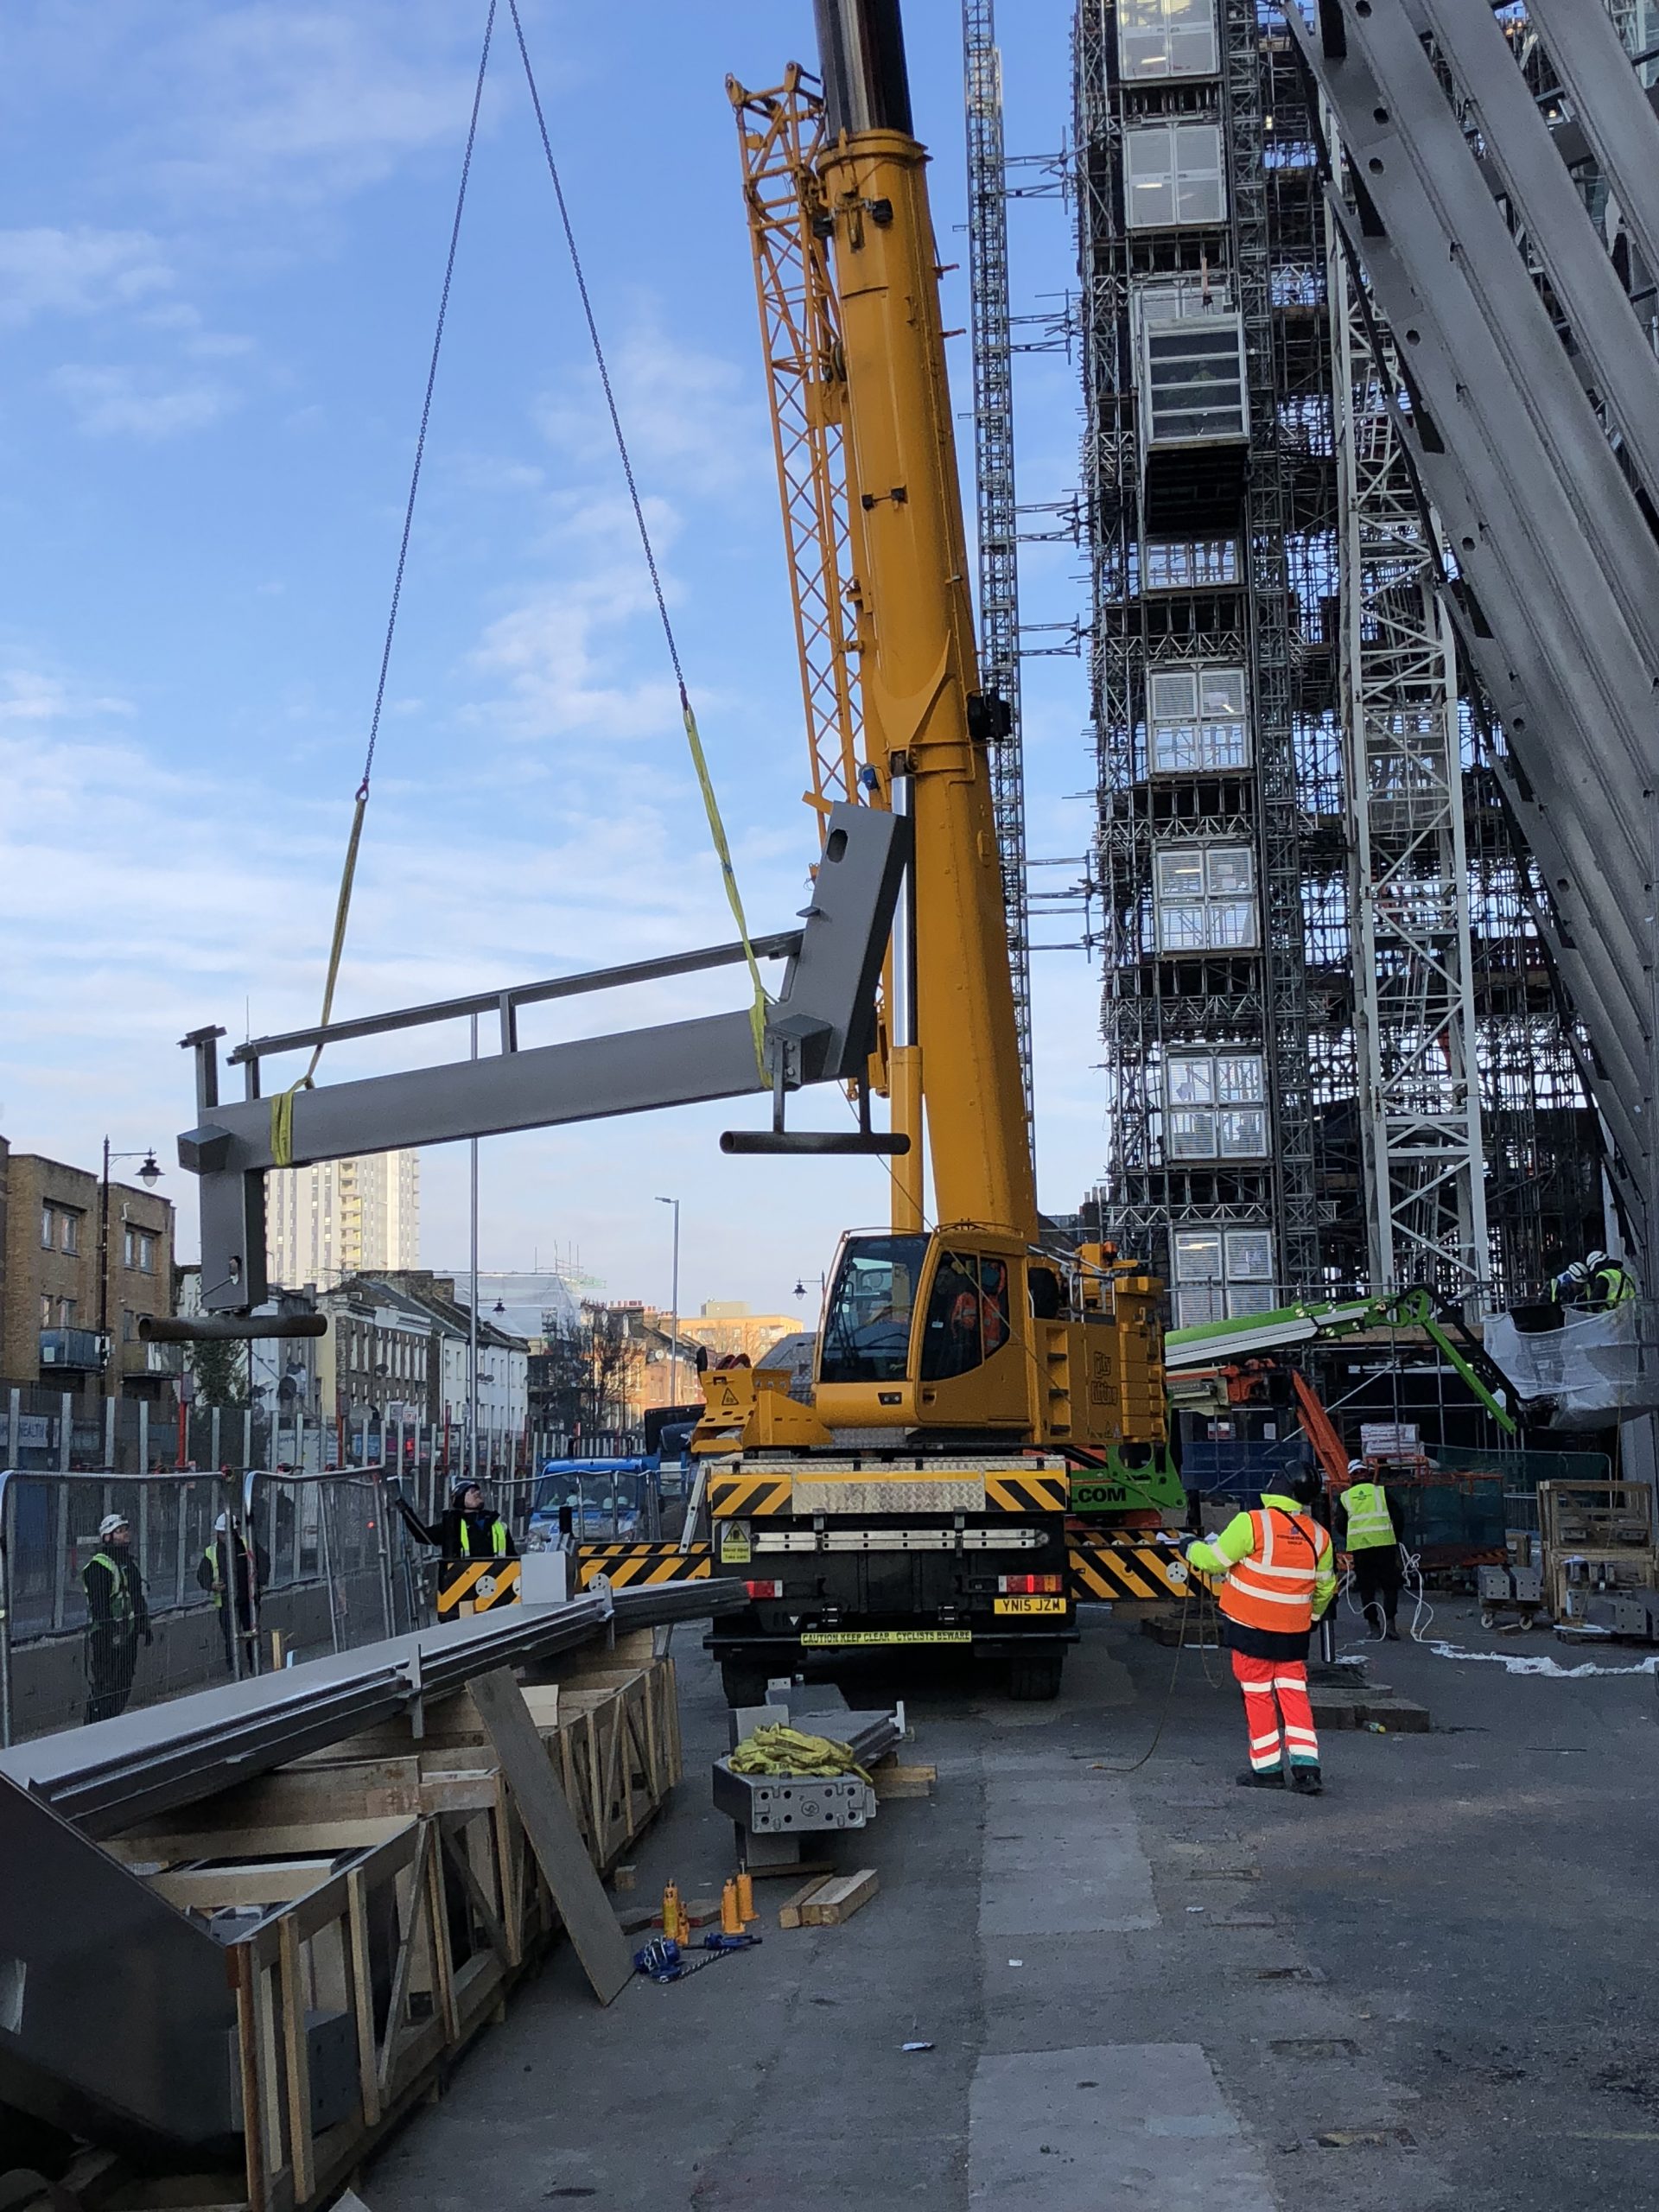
[1327,230,1488,1299]
[963,0,1035,1138]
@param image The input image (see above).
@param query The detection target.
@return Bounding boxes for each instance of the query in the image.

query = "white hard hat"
[98,1513,128,1539]
[1346,1459,1367,1476]
[1586,1249,1610,1272]
[214,1512,229,1531]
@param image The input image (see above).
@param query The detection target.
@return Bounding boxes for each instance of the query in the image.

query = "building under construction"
[1064,0,1605,1322]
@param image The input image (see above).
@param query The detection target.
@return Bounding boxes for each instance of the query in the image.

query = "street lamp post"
[99,1140,162,1392]
[656,1197,681,1409]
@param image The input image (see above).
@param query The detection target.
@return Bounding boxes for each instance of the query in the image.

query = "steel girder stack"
[1288,0,1659,1284]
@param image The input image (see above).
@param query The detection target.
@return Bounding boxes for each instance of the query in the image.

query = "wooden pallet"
[99,1650,681,2212]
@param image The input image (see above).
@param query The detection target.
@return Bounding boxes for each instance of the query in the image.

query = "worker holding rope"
[1185,1473,1337,1796]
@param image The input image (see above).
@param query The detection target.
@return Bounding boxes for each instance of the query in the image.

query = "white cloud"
[52,363,238,439]
[0,668,133,724]
[0,226,173,327]
[535,315,762,503]
[468,568,681,747]
[136,4,511,210]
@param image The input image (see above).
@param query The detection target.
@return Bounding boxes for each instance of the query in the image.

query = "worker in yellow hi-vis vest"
[1340,1459,1405,1641]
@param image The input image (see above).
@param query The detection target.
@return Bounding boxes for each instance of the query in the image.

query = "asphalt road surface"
[367,1599,1659,2210]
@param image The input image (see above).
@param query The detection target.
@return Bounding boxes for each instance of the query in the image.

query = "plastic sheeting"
[1484,1302,1659,1429]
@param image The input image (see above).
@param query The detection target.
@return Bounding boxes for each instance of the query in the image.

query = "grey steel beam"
[1310,4,1659,772]
[1524,0,1659,291]
[183,804,907,1308]
[1323,200,1651,1063]
[1416,0,1659,509]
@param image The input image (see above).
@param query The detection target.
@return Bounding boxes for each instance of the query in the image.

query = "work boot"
[1385,1623,1401,1641]
[1288,1765,1324,1796]
[1236,1767,1285,1789]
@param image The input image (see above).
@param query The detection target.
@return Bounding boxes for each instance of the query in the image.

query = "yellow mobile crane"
[699,0,1168,1700]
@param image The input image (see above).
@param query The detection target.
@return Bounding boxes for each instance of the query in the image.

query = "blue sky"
[0,0,1105,1319]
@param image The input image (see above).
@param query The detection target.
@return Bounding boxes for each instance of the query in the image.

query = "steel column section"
[1288,1,1659,1267]
[963,0,1034,1144]
[1329,213,1487,1300]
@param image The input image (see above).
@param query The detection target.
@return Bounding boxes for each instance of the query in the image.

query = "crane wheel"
[1007,1654,1065,1702]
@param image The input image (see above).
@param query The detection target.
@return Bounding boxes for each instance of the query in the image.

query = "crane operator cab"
[810,1228,1166,1451]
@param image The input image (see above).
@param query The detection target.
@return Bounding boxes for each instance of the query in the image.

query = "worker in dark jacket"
[395,1478,518,1560]
[82,1513,151,1724]
[441,1478,516,1560]
[197,1513,267,1675]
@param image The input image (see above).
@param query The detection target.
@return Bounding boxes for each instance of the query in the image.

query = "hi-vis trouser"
[1232,1653,1320,1773]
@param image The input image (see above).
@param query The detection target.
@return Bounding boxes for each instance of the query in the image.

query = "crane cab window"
[921,1254,1013,1382]
[818,1234,929,1384]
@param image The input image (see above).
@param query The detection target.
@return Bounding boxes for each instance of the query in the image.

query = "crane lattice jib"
[729,69,865,836]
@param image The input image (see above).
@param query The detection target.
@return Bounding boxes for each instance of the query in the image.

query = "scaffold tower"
[963,0,1035,1142]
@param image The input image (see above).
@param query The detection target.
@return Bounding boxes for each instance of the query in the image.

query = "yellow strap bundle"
[728,1722,873,1783]
[270,786,368,1169]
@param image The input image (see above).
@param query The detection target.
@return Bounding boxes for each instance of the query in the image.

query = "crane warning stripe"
[983,1471,1070,1516]
[576,1544,713,1590]
[436,1559,523,1615]
[708,1473,795,1517]
[1068,1535,1190,1603]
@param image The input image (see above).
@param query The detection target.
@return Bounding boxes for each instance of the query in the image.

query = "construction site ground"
[367,1602,1659,2211]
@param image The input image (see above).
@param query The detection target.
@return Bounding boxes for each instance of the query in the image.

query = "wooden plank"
[800,1869,879,1927]
[149,1860,335,1913]
[377,1827,430,2098]
[345,1867,381,2129]
[111,1817,411,1864]
[277,1914,315,2207]
[469,1668,634,2005]
[872,1764,937,1800]
[777,1877,834,1929]
[233,1945,269,2212]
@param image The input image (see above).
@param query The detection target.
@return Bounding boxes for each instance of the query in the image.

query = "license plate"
[799,1630,974,1647]
[993,1595,1067,1616]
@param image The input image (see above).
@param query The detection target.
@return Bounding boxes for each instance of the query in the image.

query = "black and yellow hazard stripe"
[707,1471,794,1517]
[1068,1532,1191,1603]
[984,1468,1071,1516]
[436,1557,523,1617]
[576,1542,713,1591]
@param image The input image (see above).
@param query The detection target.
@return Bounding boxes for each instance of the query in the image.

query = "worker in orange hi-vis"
[1185,1474,1338,1796]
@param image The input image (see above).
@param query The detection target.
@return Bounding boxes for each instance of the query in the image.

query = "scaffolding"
[963,0,1035,1141]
